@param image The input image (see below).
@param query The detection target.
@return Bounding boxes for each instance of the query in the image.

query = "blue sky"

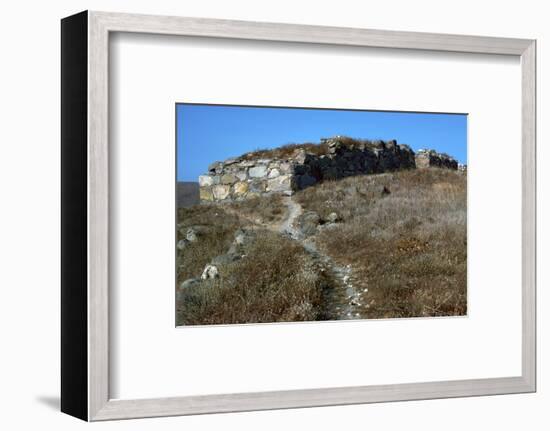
[176,104,467,182]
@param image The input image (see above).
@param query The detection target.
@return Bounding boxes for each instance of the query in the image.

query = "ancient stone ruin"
[199,136,461,202]
[415,149,459,170]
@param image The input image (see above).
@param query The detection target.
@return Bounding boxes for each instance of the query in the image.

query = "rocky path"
[278,196,362,320]
[222,195,364,320]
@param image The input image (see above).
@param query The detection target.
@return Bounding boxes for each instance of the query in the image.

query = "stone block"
[268,168,280,178]
[232,181,249,196]
[198,175,214,187]
[199,187,214,201]
[267,174,292,192]
[249,165,268,178]
[212,184,230,200]
[221,174,238,184]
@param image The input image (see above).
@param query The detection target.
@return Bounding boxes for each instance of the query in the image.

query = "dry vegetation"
[224,193,286,225]
[176,168,466,325]
[176,196,335,325]
[294,168,467,318]
[176,205,241,282]
[242,136,376,160]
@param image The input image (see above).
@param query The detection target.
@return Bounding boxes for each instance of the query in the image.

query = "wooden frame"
[61,10,536,421]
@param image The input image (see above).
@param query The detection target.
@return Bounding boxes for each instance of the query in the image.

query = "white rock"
[327,212,339,223]
[212,184,230,200]
[268,168,280,178]
[266,174,292,192]
[198,175,214,187]
[249,165,268,178]
[235,170,248,181]
[186,228,198,242]
[177,239,188,250]
[201,264,219,280]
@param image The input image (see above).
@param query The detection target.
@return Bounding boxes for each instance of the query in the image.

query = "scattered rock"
[201,264,219,280]
[234,228,254,245]
[186,228,198,242]
[298,211,321,237]
[179,278,200,290]
[211,253,240,265]
[326,212,340,223]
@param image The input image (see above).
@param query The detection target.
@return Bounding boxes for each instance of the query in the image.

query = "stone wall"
[199,137,458,202]
[415,149,458,170]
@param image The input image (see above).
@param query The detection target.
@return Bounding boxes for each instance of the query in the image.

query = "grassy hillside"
[294,168,467,318]
[176,168,466,325]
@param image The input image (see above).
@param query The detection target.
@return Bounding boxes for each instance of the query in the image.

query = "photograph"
[175,104,467,326]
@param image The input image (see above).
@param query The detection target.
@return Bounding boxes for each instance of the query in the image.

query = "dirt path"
[278,196,362,320]
[278,196,304,240]
[222,195,363,320]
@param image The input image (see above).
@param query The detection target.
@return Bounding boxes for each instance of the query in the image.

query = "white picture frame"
[61,10,536,421]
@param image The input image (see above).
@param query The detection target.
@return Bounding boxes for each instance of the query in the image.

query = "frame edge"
[521,39,537,393]
[82,10,537,421]
[61,10,89,422]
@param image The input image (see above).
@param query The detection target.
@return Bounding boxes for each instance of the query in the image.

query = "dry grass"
[242,136,377,160]
[224,193,286,225]
[176,230,334,325]
[177,168,466,324]
[242,142,327,160]
[294,168,467,319]
[176,205,241,282]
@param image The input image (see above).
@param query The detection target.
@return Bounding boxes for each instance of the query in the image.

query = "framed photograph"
[61,11,536,421]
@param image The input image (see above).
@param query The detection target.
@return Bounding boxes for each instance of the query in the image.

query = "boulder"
[201,264,219,280]
[179,278,200,290]
[326,212,340,223]
[186,227,198,242]
[177,239,188,250]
